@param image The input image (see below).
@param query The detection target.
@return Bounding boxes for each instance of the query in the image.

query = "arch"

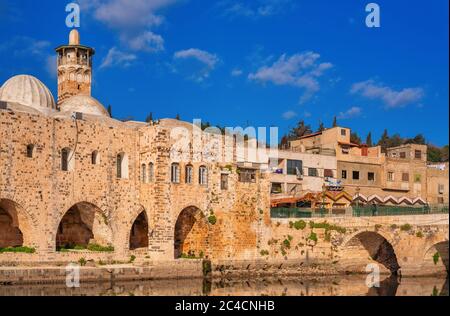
[343,230,400,274]
[148,162,154,182]
[0,199,35,248]
[174,206,209,259]
[61,147,74,171]
[185,164,194,184]
[55,202,112,250]
[91,150,100,165]
[199,166,208,186]
[171,163,180,183]
[116,152,129,179]
[422,241,449,274]
[141,164,147,183]
[26,144,35,158]
[129,211,149,250]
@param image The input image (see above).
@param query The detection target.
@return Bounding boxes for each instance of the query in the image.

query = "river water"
[0,275,448,296]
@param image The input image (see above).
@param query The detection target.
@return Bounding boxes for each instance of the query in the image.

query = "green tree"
[175,114,181,120]
[107,105,112,117]
[377,129,389,152]
[366,132,373,147]
[441,145,449,162]
[145,112,153,123]
[317,121,325,132]
[332,116,337,127]
[350,132,361,145]
[427,145,443,162]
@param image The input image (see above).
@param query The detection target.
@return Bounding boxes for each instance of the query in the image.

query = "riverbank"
[0,259,447,286]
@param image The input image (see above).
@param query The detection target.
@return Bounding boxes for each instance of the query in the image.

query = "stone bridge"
[321,214,448,276]
[270,214,448,276]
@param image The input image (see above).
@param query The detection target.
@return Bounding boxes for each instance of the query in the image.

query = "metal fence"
[271,204,449,219]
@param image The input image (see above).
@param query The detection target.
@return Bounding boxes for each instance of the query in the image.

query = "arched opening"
[345,231,400,274]
[0,200,24,248]
[141,164,147,183]
[56,202,111,250]
[129,211,149,250]
[26,144,35,158]
[117,152,128,179]
[423,241,449,275]
[61,147,74,171]
[199,166,208,186]
[91,150,100,165]
[171,163,180,183]
[174,206,208,259]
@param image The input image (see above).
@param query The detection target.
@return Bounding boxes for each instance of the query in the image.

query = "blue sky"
[0,0,448,146]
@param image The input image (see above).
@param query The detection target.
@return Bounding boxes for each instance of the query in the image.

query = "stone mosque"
[0,30,271,262]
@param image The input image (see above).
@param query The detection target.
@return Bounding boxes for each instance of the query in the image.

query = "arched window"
[26,144,35,158]
[199,166,208,186]
[185,165,193,184]
[148,163,154,182]
[61,148,74,171]
[141,164,147,183]
[91,151,100,165]
[117,153,129,179]
[171,163,180,183]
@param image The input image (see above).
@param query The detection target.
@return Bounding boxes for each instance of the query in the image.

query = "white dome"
[0,75,56,111]
[60,95,110,117]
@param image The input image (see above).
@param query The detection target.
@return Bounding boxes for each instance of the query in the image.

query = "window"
[324,169,333,178]
[415,150,422,159]
[141,164,147,183]
[171,163,180,183]
[61,148,73,172]
[238,168,256,183]
[352,171,360,180]
[91,151,99,165]
[341,129,346,136]
[271,183,283,194]
[221,174,229,190]
[26,144,34,158]
[308,168,318,177]
[148,163,154,182]
[185,165,193,184]
[438,197,444,204]
[438,184,445,194]
[117,153,128,179]
[287,160,302,176]
[387,171,394,182]
[400,152,406,159]
[199,166,208,186]
[368,172,375,181]
[402,173,409,182]
[341,170,347,179]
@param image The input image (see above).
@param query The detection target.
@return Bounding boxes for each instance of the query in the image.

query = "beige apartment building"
[284,127,448,206]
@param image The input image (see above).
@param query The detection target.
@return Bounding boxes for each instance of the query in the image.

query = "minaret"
[55,29,95,105]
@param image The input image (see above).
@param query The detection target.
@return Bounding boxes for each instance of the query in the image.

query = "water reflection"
[0,276,448,296]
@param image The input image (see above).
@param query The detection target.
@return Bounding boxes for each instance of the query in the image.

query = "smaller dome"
[0,75,56,112]
[60,95,110,117]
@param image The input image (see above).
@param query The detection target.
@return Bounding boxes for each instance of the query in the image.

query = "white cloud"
[303,111,312,118]
[123,31,164,53]
[282,110,297,120]
[350,80,424,108]
[100,47,137,69]
[46,55,57,78]
[79,0,180,52]
[173,48,220,82]
[248,52,333,104]
[337,106,362,120]
[231,68,243,77]
[219,0,294,19]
